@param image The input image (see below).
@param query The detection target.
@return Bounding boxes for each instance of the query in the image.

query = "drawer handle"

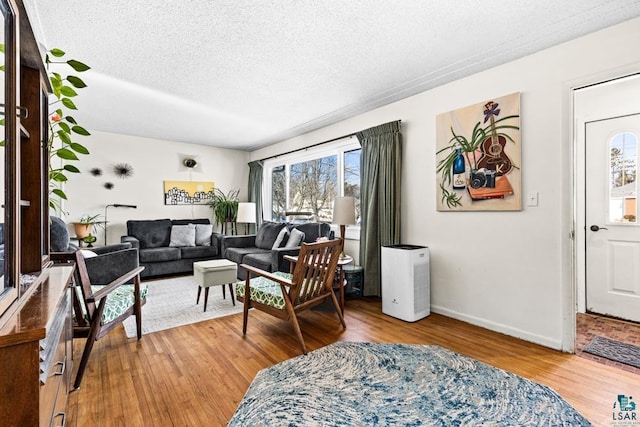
[53,361,66,376]
[53,411,67,427]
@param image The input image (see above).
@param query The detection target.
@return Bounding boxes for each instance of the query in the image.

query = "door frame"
[568,70,640,352]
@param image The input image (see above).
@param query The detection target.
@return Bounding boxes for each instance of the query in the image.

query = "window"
[264,137,361,238]
[609,132,638,223]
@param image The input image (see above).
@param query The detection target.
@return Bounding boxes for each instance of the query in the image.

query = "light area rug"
[123,275,242,338]
[229,342,591,426]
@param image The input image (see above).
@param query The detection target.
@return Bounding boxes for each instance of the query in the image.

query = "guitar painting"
[477,101,512,176]
[435,92,521,211]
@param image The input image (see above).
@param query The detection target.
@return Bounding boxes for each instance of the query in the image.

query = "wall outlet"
[527,192,539,207]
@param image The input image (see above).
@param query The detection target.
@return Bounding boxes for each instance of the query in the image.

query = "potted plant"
[73,213,104,239]
[207,188,239,234]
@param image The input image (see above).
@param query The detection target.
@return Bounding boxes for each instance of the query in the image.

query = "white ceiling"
[24,0,640,151]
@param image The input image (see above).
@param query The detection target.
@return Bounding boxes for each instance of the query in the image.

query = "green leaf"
[50,170,68,182]
[58,122,70,133]
[67,59,91,72]
[69,143,89,154]
[0,44,4,53]
[60,86,78,97]
[52,188,67,199]
[63,164,81,173]
[56,109,63,117]
[66,75,87,88]
[0,65,4,72]
[0,140,4,147]
[0,118,4,126]
[50,48,65,57]
[57,130,71,144]
[61,98,77,110]
[55,148,78,160]
[71,125,90,136]
[65,116,78,125]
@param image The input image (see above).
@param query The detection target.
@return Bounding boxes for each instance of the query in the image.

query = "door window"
[609,131,637,223]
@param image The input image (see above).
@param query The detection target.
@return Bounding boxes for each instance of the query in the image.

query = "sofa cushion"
[139,247,181,263]
[290,222,331,243]
[195,224,213,246]
[170,224,196,247]
[127,219,172,249]
[226,246,271,265]
[255,222,287,250]
[243,252,273,272]
[82,283,149,324]
[181,245,219,259]
[284,228,305,248]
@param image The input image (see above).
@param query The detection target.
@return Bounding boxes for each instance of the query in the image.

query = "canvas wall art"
[436,92,521,211]
[164,180,215,205]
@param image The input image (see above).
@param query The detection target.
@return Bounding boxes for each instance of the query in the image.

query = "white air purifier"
[381,245,430,322]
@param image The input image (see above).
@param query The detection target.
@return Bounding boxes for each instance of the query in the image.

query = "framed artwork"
[436,92,521,211]
[164,180,215,205]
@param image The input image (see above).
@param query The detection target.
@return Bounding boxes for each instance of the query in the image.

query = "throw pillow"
[169,224,196,247]
[255,222,287,250]
[195,224,213,246]
[284,228,305,248]
[272,227,289,249]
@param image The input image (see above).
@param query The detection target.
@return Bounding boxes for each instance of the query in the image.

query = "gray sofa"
[222,221,332,279]
[121,218,223,278]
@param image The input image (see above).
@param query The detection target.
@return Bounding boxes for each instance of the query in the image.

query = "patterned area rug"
[229,342,590,426]
[583,335,640,369]
[123,275,242,337]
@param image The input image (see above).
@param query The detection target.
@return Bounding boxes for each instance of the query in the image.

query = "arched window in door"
[609,131,638,223]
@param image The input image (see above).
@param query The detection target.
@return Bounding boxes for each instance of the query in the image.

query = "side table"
[343,264,364,298]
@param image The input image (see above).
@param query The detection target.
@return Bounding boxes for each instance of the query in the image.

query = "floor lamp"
[104,204,137,245]
[236,202,256,235]
[332,196,356,259]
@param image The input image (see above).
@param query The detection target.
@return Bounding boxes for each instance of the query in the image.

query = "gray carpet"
[583,336,640,369]
[123,275,242,337]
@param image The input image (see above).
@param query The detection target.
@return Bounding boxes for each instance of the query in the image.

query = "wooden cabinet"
[0,265,74,426]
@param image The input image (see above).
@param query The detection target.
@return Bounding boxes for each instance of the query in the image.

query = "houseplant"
[73,213,104,239]
[207,188,239,233]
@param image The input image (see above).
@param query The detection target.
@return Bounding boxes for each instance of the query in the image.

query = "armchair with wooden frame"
[54,247,146,389]
[236,238,346,354]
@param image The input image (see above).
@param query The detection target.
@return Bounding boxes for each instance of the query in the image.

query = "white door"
[585,114,640,322]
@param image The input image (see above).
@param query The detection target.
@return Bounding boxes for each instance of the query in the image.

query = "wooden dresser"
[0,265,74,426]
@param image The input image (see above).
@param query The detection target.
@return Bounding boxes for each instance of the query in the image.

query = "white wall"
[64,131,250,244]
[250,17,640,350]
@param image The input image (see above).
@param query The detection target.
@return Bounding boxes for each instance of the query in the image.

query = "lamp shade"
[332,197,356,225]
[236,202,257,223]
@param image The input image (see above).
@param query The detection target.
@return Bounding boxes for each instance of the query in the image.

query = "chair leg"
[197,286,202,304]
[228,283,236,306]
[204,287,210,312]
[74,304,105,389]
[242,277,251,335]
[222,285,226,300]
[329,289,347,329]
[283,295,307,354]
[134,277,143,340]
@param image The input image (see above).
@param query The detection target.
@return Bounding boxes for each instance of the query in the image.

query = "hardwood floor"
[67,298,639,426]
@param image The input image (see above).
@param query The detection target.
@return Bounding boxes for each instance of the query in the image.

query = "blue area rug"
[229,342,590,426]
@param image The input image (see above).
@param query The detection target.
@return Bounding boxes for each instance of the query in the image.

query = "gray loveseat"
[222,221,331,280]
[122,218,223,278]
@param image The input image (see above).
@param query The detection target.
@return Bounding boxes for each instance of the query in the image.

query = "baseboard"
[431,304,563,351]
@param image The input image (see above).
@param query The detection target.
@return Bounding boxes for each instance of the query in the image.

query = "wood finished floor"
[67,298,639,426]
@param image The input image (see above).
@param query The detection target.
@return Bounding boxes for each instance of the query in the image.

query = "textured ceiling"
[23,0,640,150]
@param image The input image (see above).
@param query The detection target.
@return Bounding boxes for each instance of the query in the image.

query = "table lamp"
[332,196,356,259]
[236,202,257,235]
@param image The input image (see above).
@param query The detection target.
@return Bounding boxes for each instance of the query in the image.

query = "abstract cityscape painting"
[163,180,215,205]
[436,92,521,211]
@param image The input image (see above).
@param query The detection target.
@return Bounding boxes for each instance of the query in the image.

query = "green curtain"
[248,160,263,234]
[357,121,402,296]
